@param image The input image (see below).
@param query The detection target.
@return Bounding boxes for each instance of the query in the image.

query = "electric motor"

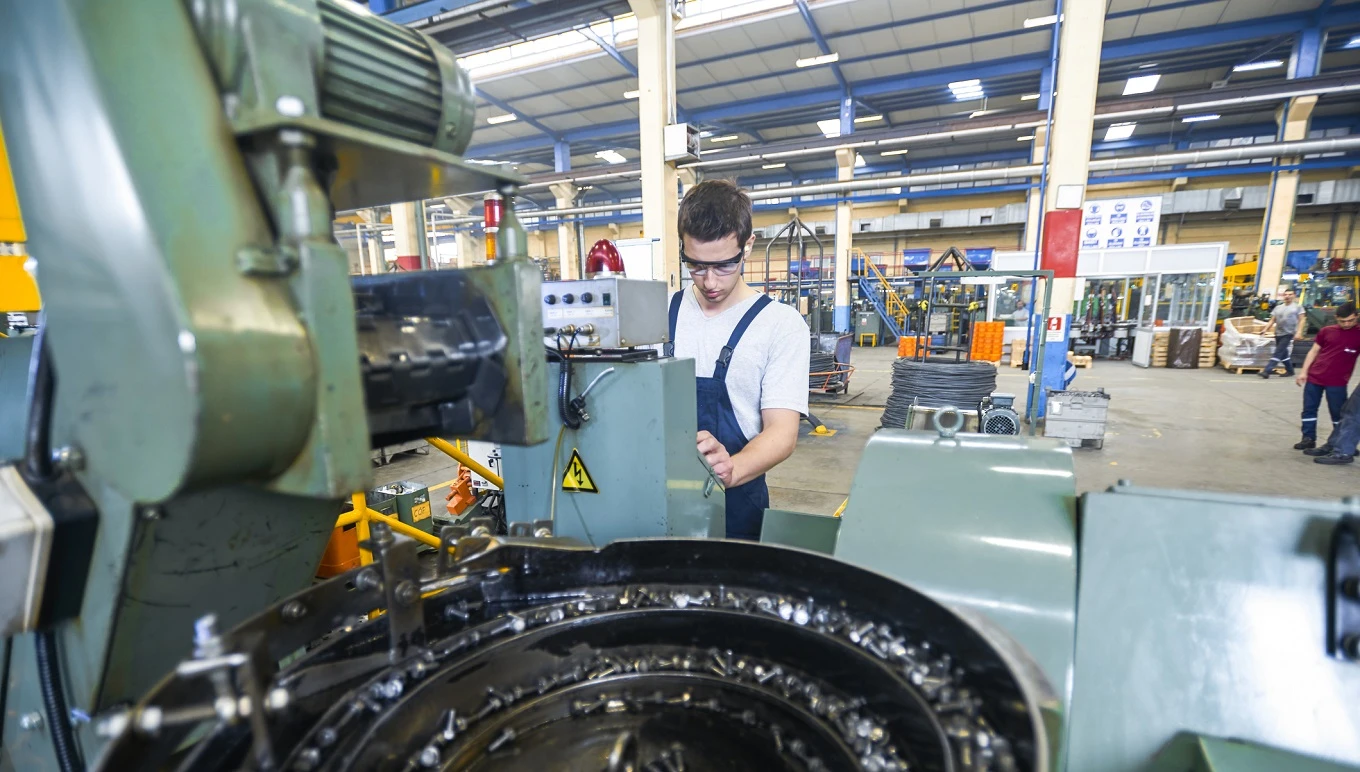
[979,393,1022,436]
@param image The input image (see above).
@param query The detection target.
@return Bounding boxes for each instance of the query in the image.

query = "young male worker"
[665,181,811,541]
[1292,301,1360,453]
[1260,288,1303,379]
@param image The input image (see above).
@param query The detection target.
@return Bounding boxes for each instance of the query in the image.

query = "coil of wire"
[809,351,839,389]
[880,358,998,429]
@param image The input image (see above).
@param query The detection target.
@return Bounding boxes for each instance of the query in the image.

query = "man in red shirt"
[1292,302,1360,454]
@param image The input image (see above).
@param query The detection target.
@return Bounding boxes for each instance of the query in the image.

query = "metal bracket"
[363,522,426,663]
[1327,514,1360,661]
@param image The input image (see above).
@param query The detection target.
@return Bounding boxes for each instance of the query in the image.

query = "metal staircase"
[853,248,907,338]
[857,277,904,339]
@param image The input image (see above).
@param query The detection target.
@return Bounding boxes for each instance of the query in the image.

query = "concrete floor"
[376,345,1360,517]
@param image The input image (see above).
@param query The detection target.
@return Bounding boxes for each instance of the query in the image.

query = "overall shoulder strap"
[664,290,684,357]
[714,295,773,381]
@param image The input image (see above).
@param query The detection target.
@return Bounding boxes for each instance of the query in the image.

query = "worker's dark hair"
[678,180,753,247]
[1338,301,1357,319]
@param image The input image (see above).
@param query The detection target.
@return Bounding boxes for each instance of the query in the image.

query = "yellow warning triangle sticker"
[561,448,599,493]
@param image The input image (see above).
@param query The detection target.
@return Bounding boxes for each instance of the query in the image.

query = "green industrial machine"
[761,412,1360,772]
[2,1,1359,771]
[370,481,435,535]
[0,1,543,769]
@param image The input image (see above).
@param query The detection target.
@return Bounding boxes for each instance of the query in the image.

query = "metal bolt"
[533,527,553,538]
[295,747,321,771]
[354,568,382,592]
[50,446,84,471]
[19,712,44,731]
[141,506,164,521]
[394,581,419,607]
[281,600,307,621]
[419,745,441,767]
[486,727,516,753]
[317,727,338,747]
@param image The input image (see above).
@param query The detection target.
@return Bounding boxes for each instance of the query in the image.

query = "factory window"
[1297,193,1314,205]
[815,225,827,235]
[929,218,942,229]
[980,215,993,225]
[859,222,872,232]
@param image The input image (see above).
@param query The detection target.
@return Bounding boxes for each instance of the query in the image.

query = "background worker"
[1260,287,1303,379]
[665,180,811,540]
[1307,388,1360,465]
[1292,301,1360,452]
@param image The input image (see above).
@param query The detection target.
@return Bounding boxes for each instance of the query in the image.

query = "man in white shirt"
[1261,287,1304,378]
[664,180,811,540]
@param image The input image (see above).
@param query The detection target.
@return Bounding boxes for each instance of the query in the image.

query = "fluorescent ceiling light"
[949,79,981,90]
[796,53,839,68]
[707,134,739,143]
[1180,113,1220,123]
[880,148,910,156]
[1122,74,1161,96]
[623,89,640,99]
[816,118,841,138]
[854,114,883,124]
[1017,135,1035,141]
[1103,122,1137,141]
[949,78,985,100]
[580,185,594,190]
[1346,35,1360,49]
[762,162,787,169]
[1138,62,1158,69]
[854,154,866,168]
[595,149,627,164]
[1021,93,1040,101]
[487,113,518,125]
[1023,14,1061,28]
[699,130,714,138]
[1232,60,1283,72]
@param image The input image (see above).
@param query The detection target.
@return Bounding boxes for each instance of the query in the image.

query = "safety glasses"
[681,248,744,277]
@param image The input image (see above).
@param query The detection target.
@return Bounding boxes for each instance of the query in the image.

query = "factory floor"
[375,345,1360,519]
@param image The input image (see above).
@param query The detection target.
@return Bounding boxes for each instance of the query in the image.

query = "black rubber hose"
[544,346,582,429]
[35,630,83,772]
[23,323,54,483]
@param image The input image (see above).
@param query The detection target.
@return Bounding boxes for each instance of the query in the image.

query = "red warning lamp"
[585,239,624,277]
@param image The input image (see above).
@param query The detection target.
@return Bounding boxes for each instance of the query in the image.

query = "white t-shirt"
[670,288,811,441]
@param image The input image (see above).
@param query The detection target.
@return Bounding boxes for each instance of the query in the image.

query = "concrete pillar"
[391,201,425,270]
[550,181,579,280]
[678,168,698,196]
[1038,0,1105,405]
[1258,29,1323,294]
[357,208,384,274]
[833,147,854,332]
[629,0,680,288]
[1023,126,1048,255]
[442,196,478,268]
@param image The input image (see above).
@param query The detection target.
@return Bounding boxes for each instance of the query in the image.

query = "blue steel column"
[833,99,855,332]
[553,140,572,173]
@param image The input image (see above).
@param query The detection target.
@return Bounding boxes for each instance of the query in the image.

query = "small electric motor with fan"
[979,393,1022,435]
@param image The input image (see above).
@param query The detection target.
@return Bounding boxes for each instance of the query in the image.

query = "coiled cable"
[880,359,997,429]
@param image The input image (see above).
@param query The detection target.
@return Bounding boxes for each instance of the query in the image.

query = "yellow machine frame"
[0,121,40,313]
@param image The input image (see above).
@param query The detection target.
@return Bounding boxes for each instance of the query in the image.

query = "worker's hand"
[697,430,735,487]
[1296,373,1307,387]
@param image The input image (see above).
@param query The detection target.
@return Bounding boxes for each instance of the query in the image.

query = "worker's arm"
[698,407,800,488]
[1296,339,1322,386]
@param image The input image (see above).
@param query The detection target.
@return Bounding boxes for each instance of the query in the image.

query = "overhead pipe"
[437,136,1360,224]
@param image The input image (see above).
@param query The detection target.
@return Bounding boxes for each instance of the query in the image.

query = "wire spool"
[880,359,998,429]
[808,351,838,389]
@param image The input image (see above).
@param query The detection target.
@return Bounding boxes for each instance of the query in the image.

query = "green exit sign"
[1269,238,1286,246]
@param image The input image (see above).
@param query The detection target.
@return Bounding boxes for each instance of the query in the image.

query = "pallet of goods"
[1066,352,1093,369]
[1217,317,1275,373]
[1197,331,1219,369]
[1150,329,1169,368]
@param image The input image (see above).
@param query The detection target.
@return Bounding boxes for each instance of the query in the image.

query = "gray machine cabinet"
[501,358,724,544]
[1068,486,1360,770]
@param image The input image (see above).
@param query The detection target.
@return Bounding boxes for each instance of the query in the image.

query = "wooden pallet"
[1068,354,1093,368]
[1221,362,1285,375]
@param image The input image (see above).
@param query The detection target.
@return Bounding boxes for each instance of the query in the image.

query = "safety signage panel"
[1045,316,1066,343]
[561,448,599,493]
[1081,196,1161,249]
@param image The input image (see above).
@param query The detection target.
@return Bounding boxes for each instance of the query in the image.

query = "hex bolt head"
[281,600,308,621]
[19,712,44,731]
[394,581,419,607]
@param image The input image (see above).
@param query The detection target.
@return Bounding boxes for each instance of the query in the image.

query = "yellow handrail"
[426,436,504,489]
[856,249,910,327]
[344,492,443,566]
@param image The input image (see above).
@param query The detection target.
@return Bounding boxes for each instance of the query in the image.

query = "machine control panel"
[542,278,668,348]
